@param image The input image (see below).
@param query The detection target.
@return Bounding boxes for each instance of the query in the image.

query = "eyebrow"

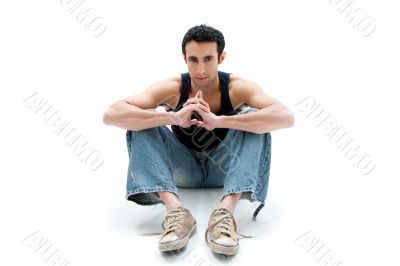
[187,55,215,59]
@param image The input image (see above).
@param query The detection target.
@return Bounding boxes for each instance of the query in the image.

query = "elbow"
[285,110,295,128]
[103,100,131,126]
[103,108,113,125]
[103,102,121,125]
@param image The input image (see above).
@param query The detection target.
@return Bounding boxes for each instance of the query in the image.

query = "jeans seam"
[256,133,271,200]
[221,188,263,203]
[126,188,178,205]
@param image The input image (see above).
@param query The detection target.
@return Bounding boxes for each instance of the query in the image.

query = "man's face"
[183,40,225,89]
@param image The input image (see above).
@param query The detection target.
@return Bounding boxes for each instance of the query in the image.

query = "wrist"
[167,111,178,126]
[217,115,229,128]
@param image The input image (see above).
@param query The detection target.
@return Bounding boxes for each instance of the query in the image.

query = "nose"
[197,61,206,75]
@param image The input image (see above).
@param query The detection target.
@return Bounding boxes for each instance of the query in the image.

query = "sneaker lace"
[205,209,255,241]
[140,208,186,236]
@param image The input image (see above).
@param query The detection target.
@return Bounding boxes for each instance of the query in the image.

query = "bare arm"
[219,79,294,133]
[219,104,294,134]
[103,78,180,131]
[103,104,176,131]
[190,79,294,133]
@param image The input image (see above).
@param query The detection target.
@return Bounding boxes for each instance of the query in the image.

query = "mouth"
[195,77,207,81]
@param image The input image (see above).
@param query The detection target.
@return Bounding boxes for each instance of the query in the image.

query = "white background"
[1,0,399,265]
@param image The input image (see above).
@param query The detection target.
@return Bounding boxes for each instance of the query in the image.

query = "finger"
[186,96,201,104]
[191,104,208,113]
[198,90,203,99]
[183,98,199,107]
[185,99,203,107]
[184,99,208,110]
[197,98,210,110]
[200,104,209,112]
[198,121,209,130]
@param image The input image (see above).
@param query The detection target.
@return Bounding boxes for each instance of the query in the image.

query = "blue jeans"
[125,107,272,219]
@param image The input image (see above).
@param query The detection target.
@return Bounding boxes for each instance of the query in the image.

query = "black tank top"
[166,71,240,152]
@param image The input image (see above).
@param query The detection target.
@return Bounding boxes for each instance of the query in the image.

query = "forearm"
[218,106,294,134]
[103,101,176,131]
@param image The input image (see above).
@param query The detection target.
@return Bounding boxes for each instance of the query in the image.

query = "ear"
[218,51,226,64]
[182,54,187,64]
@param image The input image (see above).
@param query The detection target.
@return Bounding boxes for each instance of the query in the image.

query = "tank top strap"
[181,72,191,101]
[218,71,235,113]
[171,73,191,112]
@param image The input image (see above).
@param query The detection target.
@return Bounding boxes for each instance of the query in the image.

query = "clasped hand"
[172,90,220,130]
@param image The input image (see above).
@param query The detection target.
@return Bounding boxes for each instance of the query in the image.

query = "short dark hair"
[181,24,225,58]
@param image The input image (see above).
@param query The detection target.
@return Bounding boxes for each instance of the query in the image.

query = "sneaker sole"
[206,238,239,256]
[159,223,197,252]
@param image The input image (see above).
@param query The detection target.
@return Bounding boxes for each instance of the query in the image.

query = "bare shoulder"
[123,75,181,110]
[229,74,278,109]
[229,74,260,91]
[228,74,262,109]
[149,75,182,108]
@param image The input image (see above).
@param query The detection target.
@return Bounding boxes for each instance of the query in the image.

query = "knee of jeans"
[127,127,160,137]
[125,129,144,146]
[126,127,167,146]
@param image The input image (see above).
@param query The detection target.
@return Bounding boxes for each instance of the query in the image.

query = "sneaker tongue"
[212,210,233,238]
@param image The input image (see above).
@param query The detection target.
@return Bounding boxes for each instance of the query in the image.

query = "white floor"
[1,127,399,266]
